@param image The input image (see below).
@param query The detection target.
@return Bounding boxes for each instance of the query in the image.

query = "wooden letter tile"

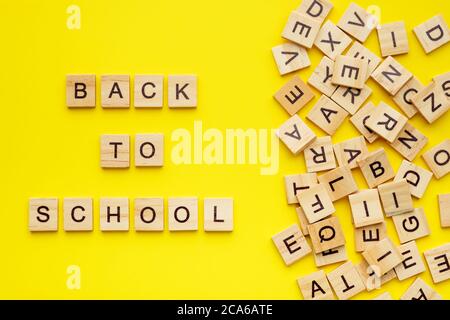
[413,14,450,54]
[331,85,372,116]
[314,20,352,60]
[134,198,164,231]
[272,224,311,266]
[327,261,366,300]
[394,160,433,199]
[392,76,424,118]
[394,241,426,281]
[434,71,450,100]
[345,42,381,79]
[378,180,414,216]
[204,198,233,232]
[356,259,396,291]
[331,55,367,89]
[295,206,310,235]
[29,198,58,232]
[389,122,428,161]
[274,76,315,115]
[307,56,339,97]
[101,75,130,108]
[366,101,408,143]
[297,0,333,24]
[284,173,318,204]
[401,277,442,300]
[354,222,387,253]
[134,75,164,107]
[306,95,348,135]
[272,43,311,76]
[424,243,450,283]
[100,134,130,168]
[135,133,164,167]
[357,148,395,188]
[168,75,197,108]
[337,2,375,42]
[63,198,93,231]
[307,216,345,253]
[100,198,129,231]
[362,237,402,277]
[298,183,335,224]
[297,270,334,300]
[304,136,336,172]
[438,194,450,228]
[282,11,321,48]
[168,197,198,231]
[371,56,413,95]
[422,139,450,179]
[349,102,379,143]
[318,165,358,201]
[392,208,430,243]
[278,114,317,155]
[413,81,450,124]
[313,245,348,267]
[66,74,96,108]
[377,21,409,57]
[333,135,368,169]
[349,189,384,228]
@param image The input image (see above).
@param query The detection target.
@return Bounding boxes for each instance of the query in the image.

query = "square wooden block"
[295,206,310,235]
[278,114,316,155]
[284,173,318,204]
[274,76,314,116]
[345,42,381,79]
[307,56,338,97]
[356,259,396,291]
[99,198,129,231]
[394,241,426,281]
[438,194,450,228]
[392,208,430,243]
[392,76,424,118]
[366,101,408,143]
[272,43,311,75]
[313,245,348,267]
[317,165,358,201]
[168,75,197,108]
[389,122,428,161]
[333,135,368,169]
[349,102,379,143]
[100,134,130,168]
[306,95,348,136]
[272,224,311,266]
[204,198,233,232]
[371,56,413,95]
[331,84,372,115]
[63,198,93,231]
[327,261,365,300]
[304,136,336,172]
[298,184,335,224]
[29,198,58,232]
[362,237,402,277]
[168,197,198,231]
[134,198,164,231]
[297,0,333,24]
[377,21,409,57]
[413,14,450,54]
[422,139,450,179]
[378,179,414,216]
[134,75,164,107]
[424,243,450,283]
[66,74,96,107]
[357,148,395,188]
[282,11,321,48]
[349,189,384,228]
[331,55,367,89]
[307,216,345,253]
[354,222,387,253]
[394,160,433,198]
[135,134,164,167]
[101,75,130,108]
[413,81,450,124]
[434,71,450,100]
[401,278,442,300]
[297,270,334,300]
[337,2,375,43]
[314,20,352,60]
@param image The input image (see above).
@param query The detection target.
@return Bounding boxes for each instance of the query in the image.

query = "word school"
[29,197,233,232]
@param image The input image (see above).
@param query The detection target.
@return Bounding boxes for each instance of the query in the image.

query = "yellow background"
[1,0,449,299]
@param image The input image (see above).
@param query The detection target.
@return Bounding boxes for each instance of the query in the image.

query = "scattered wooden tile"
[331,55,368,89]
[401,277,443,300]
[134,75,164,108]
[354,222,387,253]
[378,180,414,217]
[274,76,315,115]
[392,208,430,243]
[362,237,402,277]
[345,42,381,79]
[333,135,368,169]
[306,95,348,135]
[371,56,413,95]
[413,14,450,54]
[394,241,426,281]
[278,114,317,154]
[349,102,379,143]
[331,84,372,115]
[422,139,450,179]
[373,292,393,300]
[101,75,130,108]
[357,148,395,188]
[392,76,424,118]
[134,198,164,231]
[424,243,450,283]
[389,122,428,161]
[63,198,93,231]
[307,56,339,97]
[327,261,366,300]
[204,198,233,231]
[377,21,409,57]
[298,184,335,224]
[284,173,318,204]
[434,71,450,100]
[66,74,96,108]
[297,270,335,300]
[413,81,450,123]
[349,189,384,228]
[272,43,311,75]
[29,198,58,232]
[272,224,311,266]
[366,101,408,143]
[282,11,322,48]
[297,0,333,24]
[295,206,310,235]
[317,165,358,201]
[100,134,130,168]
[394,160,433,198]
[135,133,164,167]
[438,194,450,228]
[99,197,129,231]
[356,259,396,291]
[168,75,197,108]
[304,136,337,172]
[168,197,199,231]
[307,216,345,253]
[313,245,348,267]
[314,21,352,60]
[337,2,375,43]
